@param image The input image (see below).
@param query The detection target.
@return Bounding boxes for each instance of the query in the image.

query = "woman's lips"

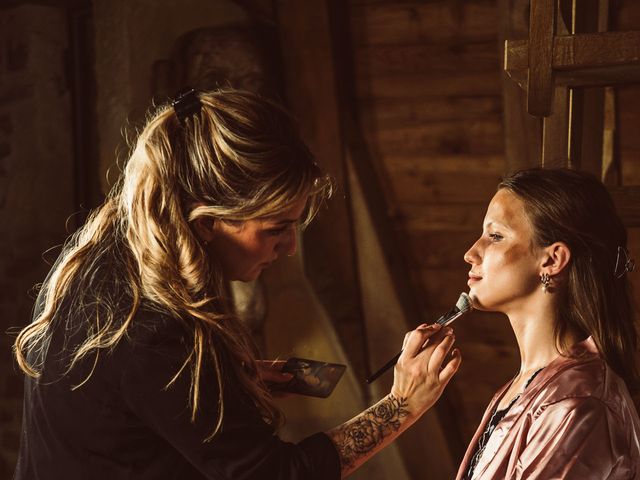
[467,273,482,285]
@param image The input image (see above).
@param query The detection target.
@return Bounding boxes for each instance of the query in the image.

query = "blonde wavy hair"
[14,89,331,437]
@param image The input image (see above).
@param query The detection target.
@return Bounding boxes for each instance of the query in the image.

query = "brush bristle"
[456,292,473,312]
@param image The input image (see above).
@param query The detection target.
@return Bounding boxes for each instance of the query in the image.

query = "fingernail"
[443,326,453,335]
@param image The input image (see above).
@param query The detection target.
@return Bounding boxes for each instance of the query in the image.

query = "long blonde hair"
[14,89,331,436]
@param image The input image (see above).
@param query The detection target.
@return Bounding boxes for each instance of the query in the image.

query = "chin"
[467,291,491,312]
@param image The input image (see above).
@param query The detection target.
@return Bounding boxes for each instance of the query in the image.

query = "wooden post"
[499,0,542,171]
[527,0,556,116]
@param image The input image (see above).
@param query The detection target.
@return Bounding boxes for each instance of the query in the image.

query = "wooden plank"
[383,153,505,175]
[601,87,617,184]
[365,118,504,156]
[409,230,482,268]
[358,96,502,129]
[620,158,640,186]
[401,203,491,232]
[609,186,640,227]
[354,40,500,76]
[356,70,502,99]
[416,266,472,310]
[617,2,640,30]
[557,32,640,68]
[527,0,556,116]
[507,63,640,89]
[506,31,640,71]
[618,85,640,169]
[351,1,499,47]
[541,86,570,166]
[390,171,501,204]
[571,86,605,178]
[505,31,640,89]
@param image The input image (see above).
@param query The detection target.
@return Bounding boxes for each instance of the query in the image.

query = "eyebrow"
[485,220,510,230]
[269,218,298,227]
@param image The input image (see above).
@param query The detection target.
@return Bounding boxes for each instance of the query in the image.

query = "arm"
[514,397,632,480]
[119,320,458,479]
[118,321,339,480]
[327,324,460,478]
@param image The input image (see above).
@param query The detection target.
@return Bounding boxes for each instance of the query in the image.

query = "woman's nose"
[464,239,481,265]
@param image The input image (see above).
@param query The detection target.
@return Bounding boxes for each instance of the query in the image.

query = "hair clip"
[614,246,635,279]
[171,88,201,126]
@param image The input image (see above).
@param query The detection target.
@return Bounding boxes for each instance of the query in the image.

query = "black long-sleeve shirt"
[14,303,340,480]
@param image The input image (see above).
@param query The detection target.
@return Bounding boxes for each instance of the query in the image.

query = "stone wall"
[0,4,75,477]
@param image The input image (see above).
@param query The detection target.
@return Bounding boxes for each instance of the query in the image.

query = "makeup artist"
[458,168,640,479]
[13,89,461,480]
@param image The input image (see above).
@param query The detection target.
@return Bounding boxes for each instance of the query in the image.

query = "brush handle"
[366,307,466,384]
[365,351,401,384]
[436,308,465,326]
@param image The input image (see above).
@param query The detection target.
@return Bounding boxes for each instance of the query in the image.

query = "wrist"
[385,391,421,423]
[388,389,428,419]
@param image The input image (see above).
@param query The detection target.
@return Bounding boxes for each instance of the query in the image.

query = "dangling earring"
[540,273,551,293]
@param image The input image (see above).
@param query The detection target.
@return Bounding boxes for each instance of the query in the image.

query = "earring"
[540,273,551,293]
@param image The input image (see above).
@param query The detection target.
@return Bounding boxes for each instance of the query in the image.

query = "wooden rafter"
[506,30,640,89]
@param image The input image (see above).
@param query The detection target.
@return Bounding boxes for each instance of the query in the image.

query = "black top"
[14,270,340,479]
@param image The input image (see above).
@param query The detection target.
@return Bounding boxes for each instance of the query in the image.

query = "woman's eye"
[266,228,287,236]
[488,233,503,242]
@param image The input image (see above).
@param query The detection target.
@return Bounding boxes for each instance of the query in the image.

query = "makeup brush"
[366,292,473,384]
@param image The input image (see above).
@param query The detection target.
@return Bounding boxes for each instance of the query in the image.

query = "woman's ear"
[541,242,571,276]
[193,216,216,243]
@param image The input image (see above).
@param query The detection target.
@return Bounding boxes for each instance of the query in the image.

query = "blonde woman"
[13,89,461,480]
[458,168,640,479]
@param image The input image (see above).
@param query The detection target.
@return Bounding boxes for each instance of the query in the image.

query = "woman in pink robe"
[457,168,640,479]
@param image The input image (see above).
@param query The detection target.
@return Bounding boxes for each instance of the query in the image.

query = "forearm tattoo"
[331,394,409,470]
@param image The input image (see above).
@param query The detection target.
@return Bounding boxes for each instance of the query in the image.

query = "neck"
[507,298,576,375]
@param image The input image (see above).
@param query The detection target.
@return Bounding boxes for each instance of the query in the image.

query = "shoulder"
[127,305,191,345]
[544,354,607,401]
[532,356,636,426]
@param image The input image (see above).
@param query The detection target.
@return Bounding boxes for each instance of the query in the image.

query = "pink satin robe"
[456,338,640,479]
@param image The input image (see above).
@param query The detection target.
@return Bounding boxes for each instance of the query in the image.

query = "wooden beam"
[527,0,556,116]
[507,31,640,70]
[499,0,542,170]
[542,86,570,166]
[541,0,571,165]
[506,30,640,87]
